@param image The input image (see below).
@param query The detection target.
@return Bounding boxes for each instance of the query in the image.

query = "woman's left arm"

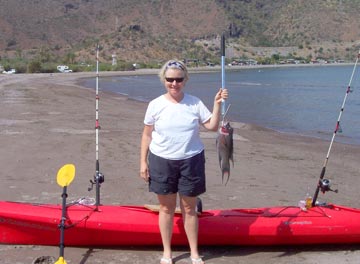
[203,88,228,131]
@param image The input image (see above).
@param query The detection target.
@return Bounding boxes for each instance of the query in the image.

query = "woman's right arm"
[140,124,153,182]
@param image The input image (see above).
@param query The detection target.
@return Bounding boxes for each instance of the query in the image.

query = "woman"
[140,59,228,264]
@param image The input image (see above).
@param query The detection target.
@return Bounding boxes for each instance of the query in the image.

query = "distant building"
[112,54,117,65]
[231,59,258,66]
[183,59,199,67]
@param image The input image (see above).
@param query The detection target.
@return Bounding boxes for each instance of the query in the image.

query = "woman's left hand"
[215,88,228,104]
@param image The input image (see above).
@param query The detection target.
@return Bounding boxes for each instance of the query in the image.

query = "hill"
[0,0,359,68]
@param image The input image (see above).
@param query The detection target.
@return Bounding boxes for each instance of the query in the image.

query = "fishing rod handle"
[221,33,226,117]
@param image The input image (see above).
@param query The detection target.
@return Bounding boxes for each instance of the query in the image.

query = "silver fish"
[216,121,234,185]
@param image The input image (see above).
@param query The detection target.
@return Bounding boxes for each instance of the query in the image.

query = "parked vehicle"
[57,65,72,73]
[2,68,16,74]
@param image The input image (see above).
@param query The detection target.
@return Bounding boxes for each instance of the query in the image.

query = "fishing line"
[223,104,231,120]
[312,50,360,206]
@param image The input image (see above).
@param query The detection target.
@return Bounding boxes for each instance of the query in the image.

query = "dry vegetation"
[0,0,360,65]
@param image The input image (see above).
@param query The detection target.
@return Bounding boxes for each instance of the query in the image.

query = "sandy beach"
[1,70,360,264]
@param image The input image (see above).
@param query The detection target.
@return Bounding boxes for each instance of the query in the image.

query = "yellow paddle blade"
[56,164,75,187]
[54,256,67,264]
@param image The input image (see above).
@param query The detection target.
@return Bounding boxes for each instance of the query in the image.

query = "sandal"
[191,257,204,264]
[160,257,173,264]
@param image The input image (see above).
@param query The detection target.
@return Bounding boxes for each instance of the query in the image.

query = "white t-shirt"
[144,93,212,160]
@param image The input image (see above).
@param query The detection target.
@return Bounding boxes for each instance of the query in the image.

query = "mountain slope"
[0,0,359,64]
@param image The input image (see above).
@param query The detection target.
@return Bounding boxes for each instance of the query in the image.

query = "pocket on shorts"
[148,151,169,183]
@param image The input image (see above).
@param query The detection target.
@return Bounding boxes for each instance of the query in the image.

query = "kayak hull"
[1,201,360,246]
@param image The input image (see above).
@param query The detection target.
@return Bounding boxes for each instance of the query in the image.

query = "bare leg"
[158,193,177,261]
[179,195,204,263]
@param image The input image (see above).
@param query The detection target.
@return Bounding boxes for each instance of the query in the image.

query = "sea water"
[80,65,360,145]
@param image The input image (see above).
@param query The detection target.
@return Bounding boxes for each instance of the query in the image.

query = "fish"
[216,121,234,185]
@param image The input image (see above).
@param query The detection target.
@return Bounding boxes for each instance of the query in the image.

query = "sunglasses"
[165,77,184,83]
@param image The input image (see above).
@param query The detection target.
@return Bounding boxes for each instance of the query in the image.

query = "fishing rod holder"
[319,179,338,194]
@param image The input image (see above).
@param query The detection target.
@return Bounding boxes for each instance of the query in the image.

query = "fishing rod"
[220,34,231,120]
[221,33,226,122]
[88,45,104,208]
[312,50,360,207]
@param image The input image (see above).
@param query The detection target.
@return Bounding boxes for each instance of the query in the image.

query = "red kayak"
[1,200,360,246]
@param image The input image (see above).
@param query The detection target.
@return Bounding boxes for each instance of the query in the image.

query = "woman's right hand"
[140,125,153,183]
[140,161,149,182]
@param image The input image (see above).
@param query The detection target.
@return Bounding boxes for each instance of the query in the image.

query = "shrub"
[27,60,42,73]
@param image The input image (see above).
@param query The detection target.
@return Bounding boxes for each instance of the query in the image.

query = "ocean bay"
[81,65,360,145]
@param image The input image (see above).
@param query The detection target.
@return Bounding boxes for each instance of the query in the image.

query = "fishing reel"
[319,179,338,194]
[88,171,105,191]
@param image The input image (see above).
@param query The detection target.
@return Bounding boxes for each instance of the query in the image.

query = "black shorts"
[148,151,206,197]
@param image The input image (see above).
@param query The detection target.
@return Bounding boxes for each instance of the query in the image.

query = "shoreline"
[74,63,360,147]
[1,72,360,263]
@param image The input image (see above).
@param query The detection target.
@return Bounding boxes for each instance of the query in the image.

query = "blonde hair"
[159,59,189,83]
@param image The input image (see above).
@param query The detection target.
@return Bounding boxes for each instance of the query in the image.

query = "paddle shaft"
[55,164,75,264]
[312,50,360,206]
[59,186,68,259]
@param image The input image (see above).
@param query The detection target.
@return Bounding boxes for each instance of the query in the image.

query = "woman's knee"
[160,204,176,214]
[158,194,177,214]
[180,196,197,215]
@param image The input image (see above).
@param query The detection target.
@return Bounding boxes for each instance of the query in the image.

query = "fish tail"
[222,171,230,185]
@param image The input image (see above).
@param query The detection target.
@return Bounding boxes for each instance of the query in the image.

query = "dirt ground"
[1,71,360,263]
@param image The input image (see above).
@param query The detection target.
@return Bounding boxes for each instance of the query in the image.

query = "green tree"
[271,54,280,61]
[39,47,51,63]
[65,52,76,64]
[16,49,22,59]
[28,60,42,73]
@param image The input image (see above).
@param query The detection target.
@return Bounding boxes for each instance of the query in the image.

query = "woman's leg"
[158,193,177,260]
[179,195,203,263]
